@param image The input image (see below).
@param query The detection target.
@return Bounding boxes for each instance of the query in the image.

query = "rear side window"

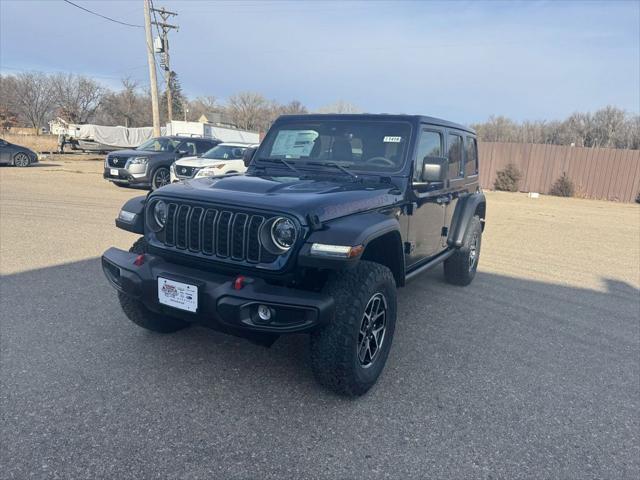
[447,133,464,179]
[465,136,478,176]
[196,141,214,154]
[413,130,443,182]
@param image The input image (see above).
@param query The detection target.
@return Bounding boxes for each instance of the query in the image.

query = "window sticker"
[383,136,402,143]
[271,130,318,158]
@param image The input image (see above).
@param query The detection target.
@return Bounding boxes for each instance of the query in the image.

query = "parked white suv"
[170,142,259,182]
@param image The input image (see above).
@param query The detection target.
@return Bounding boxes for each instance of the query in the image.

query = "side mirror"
[243,147,257,167]
[421,156,448,182]
[177,149,189,157]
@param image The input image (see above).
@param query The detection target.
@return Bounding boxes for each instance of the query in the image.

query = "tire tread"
[310,261,396,396]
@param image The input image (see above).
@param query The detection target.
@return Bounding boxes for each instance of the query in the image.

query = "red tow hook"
[133,254,145,266]
[233,275,246,290]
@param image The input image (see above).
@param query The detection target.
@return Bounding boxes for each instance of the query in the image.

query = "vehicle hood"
[152,174,404,224]
[15,145,37,157]
[109,149,168,159]
[174,156,228,168]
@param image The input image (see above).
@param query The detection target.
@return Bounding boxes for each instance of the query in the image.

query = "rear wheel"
[118,237,190,333]
[310,261,397,396]
[14,152,31,167]
[444,215,482,286]
[151,167,170,190]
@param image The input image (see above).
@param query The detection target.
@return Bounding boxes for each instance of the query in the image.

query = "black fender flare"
[447,191,486,247]
[115,195,147,234]
[298,210,405,284]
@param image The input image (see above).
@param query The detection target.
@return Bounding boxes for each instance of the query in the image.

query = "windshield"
[136,137,180,152]
[202,144,247,160]
[257,120,412,173]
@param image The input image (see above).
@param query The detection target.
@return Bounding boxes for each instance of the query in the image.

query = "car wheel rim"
[155,169,170,188]
[357,292,387,368]
[469,233,479,271]
[15,153,29,167]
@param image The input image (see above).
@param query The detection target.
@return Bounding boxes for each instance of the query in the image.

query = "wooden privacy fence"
[478,142,640,202]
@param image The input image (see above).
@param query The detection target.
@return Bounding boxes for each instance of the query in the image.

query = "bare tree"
[278,100,308,115]
[11,72,54,133]
[472,107,637,149]
[96,78,152,128]
[187,95,219,121]
[226,92,270,131]
[50,73,104,124]
[0,75,20,131]
[591,106,627,148]
[316,100,361,114]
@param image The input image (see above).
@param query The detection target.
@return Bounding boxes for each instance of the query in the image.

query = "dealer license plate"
[110,168,119,176]
[158,277,198,312]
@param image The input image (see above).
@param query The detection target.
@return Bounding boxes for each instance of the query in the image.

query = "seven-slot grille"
[107,155,129,168]
[162,202,278,263]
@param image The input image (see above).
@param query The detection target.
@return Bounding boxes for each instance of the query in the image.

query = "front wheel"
[310,261,397,397]
[444,215,482,286]
[14,152,31,167]
[151,167,171,190]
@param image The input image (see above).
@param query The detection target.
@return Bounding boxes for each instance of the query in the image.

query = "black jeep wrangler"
[102,114,486,396]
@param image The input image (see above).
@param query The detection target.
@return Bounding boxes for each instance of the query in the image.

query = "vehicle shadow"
[31,163,62,167]
[1,258,638,478]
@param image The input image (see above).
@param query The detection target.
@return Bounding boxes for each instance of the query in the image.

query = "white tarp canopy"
[76,125,164,148]
[50,118,259,148]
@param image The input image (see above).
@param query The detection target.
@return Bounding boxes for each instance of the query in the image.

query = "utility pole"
[143,0,161,136]
[151,6,178,122]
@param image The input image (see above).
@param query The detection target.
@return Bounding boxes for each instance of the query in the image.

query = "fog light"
[257,304,272,322]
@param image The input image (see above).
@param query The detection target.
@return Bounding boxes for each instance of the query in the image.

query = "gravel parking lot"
[1,156,639,479]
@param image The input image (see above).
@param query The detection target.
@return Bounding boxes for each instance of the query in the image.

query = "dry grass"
[2,133,58,153]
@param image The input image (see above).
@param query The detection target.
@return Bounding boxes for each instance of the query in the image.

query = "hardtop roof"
[275,113,475,135]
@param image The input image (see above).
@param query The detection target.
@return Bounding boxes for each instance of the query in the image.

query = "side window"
[413,130,443,182]
[447,133,464,179]
[196,141,212,154]
[179,141,197,155]
[465,136,478,176]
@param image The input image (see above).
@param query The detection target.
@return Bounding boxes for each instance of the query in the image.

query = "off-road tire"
[310,261,397,397]
[444,215,482,286]
[151,167,170,190]
[117,237,190,333]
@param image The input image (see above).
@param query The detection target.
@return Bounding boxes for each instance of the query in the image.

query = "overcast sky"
[1,0,638,124]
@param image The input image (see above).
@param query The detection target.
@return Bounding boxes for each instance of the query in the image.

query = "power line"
[61,0,143,28]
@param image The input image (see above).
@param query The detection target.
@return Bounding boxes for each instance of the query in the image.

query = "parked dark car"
[103,136,220,190]
[102,114,486,396]
[0,138,38,167]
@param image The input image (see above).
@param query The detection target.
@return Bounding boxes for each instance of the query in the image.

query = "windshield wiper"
[257,157,301,175]
[307,161,358,180]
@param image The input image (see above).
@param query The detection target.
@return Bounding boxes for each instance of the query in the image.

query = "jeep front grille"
[162,202,277,263]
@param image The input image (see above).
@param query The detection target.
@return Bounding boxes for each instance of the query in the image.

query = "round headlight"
[153,200,167,227]
[270,217,297,250]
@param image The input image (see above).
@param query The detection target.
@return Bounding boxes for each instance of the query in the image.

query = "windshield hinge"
[307,213,324,231]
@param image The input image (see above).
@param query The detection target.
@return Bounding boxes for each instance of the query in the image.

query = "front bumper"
[104,167,150,186]
[101,247,334,334]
